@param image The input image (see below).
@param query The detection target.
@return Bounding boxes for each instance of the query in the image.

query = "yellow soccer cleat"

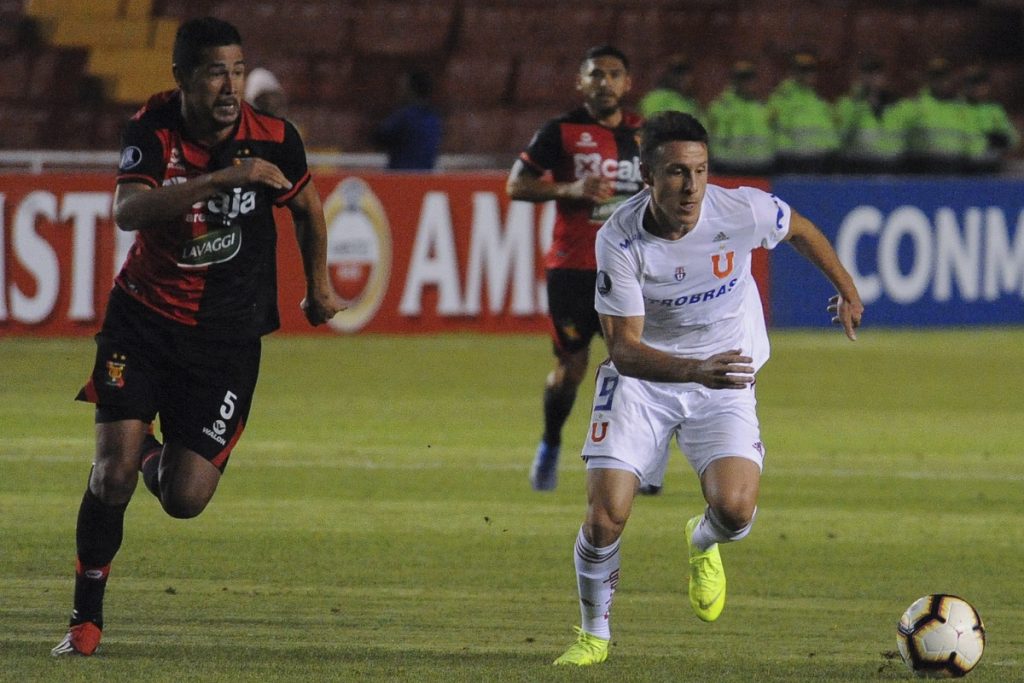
[553,626,610,666]
[685,514,726,622]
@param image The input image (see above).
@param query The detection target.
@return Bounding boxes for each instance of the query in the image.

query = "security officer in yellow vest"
[706,59,775,175]
[639,54,703,121]
[767,49,839,174]
[962,65,1020,174]
[902,57,973,174]
[834,56,909,174]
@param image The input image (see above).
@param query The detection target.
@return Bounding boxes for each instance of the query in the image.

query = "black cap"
[858,55,884,73]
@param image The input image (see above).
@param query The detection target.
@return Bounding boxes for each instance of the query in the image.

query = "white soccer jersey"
[594,184,791,371]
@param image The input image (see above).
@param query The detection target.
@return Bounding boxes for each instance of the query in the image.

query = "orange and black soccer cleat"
[51,621,102,657]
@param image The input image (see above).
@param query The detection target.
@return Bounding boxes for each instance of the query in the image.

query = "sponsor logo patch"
[178,226,242,267]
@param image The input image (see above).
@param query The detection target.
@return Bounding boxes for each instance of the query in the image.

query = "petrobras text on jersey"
[647,278,740,308]
[770,178,1024,327]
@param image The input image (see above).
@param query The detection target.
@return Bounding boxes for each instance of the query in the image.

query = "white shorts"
[581,362,765,489]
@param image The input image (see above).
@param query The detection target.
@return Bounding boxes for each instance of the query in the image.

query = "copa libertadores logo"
[323,177,392,333]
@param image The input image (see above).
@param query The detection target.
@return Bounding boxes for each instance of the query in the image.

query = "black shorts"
[545,268,602,355]
[77,287,261,470]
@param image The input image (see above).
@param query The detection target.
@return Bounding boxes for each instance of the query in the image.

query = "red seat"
[351,0,455,56]
[287,105,368,152]
[443,107,515,155]
[440,54,512,107]
[507,106,561,156]
[457,4,535,57]
[0,104,52,148]
[0,53,30,99]
[512,55,579,108]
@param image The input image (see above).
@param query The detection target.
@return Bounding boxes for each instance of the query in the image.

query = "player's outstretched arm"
[287,179,344,326]
[113,159,292,231]
[506,159,614,204]
[785,210,864,340]
[600,314,754,389]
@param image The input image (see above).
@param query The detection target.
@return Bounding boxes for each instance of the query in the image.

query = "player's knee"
[711,494,757,533]
[583,508,628,547]
[89,463,137,504]
[160,490,211,519]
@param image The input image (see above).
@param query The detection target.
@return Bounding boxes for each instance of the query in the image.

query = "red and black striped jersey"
[114,89,310,338]
[519,106,643,271]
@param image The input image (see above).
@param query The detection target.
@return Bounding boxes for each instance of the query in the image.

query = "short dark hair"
[583,45,629,71]
[173,17,242,76]
[640,111,709,166]
[406,70,433,99]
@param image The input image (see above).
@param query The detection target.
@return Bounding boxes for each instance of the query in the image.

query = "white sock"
[573,526,619,639]
[691,506,757,552]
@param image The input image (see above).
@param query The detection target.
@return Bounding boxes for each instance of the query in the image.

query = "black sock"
[542,383,577,447]
[140,438,162,499]
[72,488,128,627]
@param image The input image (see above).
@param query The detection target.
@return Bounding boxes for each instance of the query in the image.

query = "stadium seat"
[512,55,579,108]
[156,0,217,19]
[524,5,617,59]
[0,53,31,100]
[612,6,663,65]
[0,103,50,147]
[24,48,89,103]
[440,54,512,107]
[507,106,562,155]
[351,0,455,56]
[311,53,355,108]
[255,54,314,105]
[221,1,356,57]
[442,107,516,155]
[287,106,367,152]
[456,3,536,58]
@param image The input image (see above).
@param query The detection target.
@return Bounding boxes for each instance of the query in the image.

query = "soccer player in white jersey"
[553,111,864,666]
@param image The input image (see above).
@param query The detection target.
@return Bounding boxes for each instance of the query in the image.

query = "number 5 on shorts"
[595,375,619,411]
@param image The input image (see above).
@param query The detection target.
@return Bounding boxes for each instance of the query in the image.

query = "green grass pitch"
[2,329,1022,681]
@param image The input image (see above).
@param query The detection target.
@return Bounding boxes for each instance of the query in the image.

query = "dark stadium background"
[1,0,1023,172]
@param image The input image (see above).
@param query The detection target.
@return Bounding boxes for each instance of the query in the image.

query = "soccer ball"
[896,594,985,678]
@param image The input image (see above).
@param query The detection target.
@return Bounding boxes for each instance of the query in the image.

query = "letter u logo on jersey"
[590,421,609,443]
[711,251,735,279]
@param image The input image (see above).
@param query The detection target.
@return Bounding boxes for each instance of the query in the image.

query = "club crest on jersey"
[590,421,609,443]
[119,146,143,171]
[178,225,242,267]
[576,132,598,148]
[104,354,127,388]
[674,266,687,281]
[711,251,735,279]
[597,271,612,296]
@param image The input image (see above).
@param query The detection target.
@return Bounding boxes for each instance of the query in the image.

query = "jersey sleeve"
[744,186,791,250]
[519,119,562,173]
[271,119,311,205]
[115,119,166,188]
[594,227,645,317]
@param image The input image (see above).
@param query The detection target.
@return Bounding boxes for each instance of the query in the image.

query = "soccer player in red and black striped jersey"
[51,17,342,657]
[506,45,644,493]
